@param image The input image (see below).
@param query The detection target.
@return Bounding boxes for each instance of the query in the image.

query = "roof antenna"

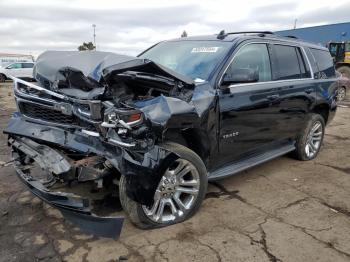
[217,30,226,40]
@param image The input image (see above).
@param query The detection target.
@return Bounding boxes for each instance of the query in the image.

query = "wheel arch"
[163,128,210,167]
[0,73,7,80]
[311,103,330,124]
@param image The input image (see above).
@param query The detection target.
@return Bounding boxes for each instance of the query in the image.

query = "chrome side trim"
[81,130,100,137]
[228,78,316,89]
[109,138,136,148]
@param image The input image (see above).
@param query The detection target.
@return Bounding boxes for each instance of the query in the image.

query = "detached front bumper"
[14,162,124,238]
[5,118,125,238]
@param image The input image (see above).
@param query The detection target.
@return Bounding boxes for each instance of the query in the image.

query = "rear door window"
[22,63,34,68]
[296,48,311,78]
[272,45,302,80]
[304,48,319,78]
[310,49,336,78]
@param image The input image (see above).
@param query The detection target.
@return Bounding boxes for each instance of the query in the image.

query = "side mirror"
[222,68,259,86]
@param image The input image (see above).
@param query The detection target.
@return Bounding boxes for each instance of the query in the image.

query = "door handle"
[266,94,280,100]
[305,88,313,94]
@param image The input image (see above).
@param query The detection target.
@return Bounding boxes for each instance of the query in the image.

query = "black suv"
[5,31,338,238]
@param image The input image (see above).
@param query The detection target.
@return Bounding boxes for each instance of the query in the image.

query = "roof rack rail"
[285,35,298,39]
[227,31,274,35]
[217,30,274,39]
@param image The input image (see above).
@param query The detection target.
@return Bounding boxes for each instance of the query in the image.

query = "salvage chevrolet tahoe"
[4,31,338,238]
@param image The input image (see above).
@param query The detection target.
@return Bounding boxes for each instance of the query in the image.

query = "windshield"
[329,43,338,57]
[346,43,350,52]
[139,41,231,81]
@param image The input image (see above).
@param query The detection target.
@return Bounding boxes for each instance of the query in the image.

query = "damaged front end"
[4,51,213,238]
[9,136,124,238]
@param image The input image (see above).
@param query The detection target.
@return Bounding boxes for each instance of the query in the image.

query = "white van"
[0,62,35,82]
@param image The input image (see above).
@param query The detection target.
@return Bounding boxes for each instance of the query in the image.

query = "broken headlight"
[100,102,154,149]
[102,108,143,129]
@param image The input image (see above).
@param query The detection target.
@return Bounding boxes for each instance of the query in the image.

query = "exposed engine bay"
[29,51,197,150]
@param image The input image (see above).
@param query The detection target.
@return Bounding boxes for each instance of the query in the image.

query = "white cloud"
[0,0,349,57]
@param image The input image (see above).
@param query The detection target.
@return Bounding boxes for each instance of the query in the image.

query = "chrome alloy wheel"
[305,121,323,158]
[142,159,200,223]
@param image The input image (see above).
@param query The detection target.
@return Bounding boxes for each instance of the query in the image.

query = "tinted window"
[273,45,301,80]
[311,49,336,78]
[304,48,319,78]
[22,63,34,68]
[329,43,339,57]
[7,63,22,69]
[296,48,311,78]
[346,43,350,52]
[226,43,272,83]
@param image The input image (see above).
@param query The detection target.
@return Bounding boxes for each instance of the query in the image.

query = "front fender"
[121,145,179,206]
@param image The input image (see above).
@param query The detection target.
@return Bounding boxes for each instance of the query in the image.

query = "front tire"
[119,142,208,229]
[0,74,6,83]
[293,114,325,161]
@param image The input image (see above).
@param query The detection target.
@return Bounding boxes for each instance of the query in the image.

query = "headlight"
[101,108,143,129]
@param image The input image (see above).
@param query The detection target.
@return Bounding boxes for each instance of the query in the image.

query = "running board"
[208,143,296,181]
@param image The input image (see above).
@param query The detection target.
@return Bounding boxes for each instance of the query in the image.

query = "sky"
[1,0,350,57]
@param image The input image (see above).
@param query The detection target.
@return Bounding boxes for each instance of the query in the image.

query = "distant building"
[0,53,34,67]
[275,22,350,46]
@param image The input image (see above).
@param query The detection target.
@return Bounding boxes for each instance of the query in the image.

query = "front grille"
[19,102,96,131]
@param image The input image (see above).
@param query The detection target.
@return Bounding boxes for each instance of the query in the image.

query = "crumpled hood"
[33,51,194,98]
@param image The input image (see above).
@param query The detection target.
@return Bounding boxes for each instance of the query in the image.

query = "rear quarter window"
[310,49,336,78]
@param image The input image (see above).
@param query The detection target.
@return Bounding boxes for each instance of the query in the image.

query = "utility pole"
[293,19,297,29]
[92,24,96,50]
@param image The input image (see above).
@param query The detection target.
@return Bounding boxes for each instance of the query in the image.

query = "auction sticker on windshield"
[191,47,220,53]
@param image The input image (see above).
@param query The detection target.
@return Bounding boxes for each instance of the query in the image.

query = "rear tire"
[293,114,325,161]
[0,74,6,83]
[337,86,347,101]
[119,142,208,229]
[337,66,350,79]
